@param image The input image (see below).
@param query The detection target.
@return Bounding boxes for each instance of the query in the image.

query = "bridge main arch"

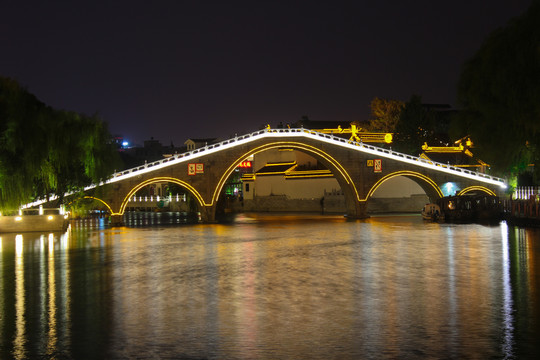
[211,141,365,218]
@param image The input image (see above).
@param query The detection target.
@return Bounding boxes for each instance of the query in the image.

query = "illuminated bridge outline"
[23,128,507,211]
[102,128,507,189]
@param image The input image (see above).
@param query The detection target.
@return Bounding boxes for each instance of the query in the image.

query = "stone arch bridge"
[56,128,508,224]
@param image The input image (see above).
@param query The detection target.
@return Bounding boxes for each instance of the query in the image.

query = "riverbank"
[503,199,540,227]
[0,209,69,233]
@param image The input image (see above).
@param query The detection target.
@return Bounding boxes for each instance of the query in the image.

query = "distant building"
[290,119,393,144]
[118,137,184,170]
[111,135,129,149]
[184,138,218,151]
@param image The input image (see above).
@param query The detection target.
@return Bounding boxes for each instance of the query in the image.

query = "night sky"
[1,1,532,146]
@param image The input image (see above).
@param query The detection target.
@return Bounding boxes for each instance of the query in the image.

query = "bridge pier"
[110,214,124,227]
[200,205,217,223]
[346,201,369,219]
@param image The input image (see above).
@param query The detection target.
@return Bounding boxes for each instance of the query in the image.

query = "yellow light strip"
[365,171,444,201]
[255,162,297,175]
[264,161,297,167]
[66,196,114,214]
[285,169,334,179]
[287,169,332,175]
[285,173,334,179]
[457,186,497,196]
[83,196,114,214]
[315,128,393,143]
[422,143,464,152]
[256,172,287,175]
[211,141,359,204]
[241,174,256,181]
[119,177,207,215]
[257,164,297,176]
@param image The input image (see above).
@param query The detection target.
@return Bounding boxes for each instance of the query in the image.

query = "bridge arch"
[80,196,114,213]
[365,171,444,202]
[457,186,497,196]
[118,177,206,215]
[211,141,361,213]
[65,196,114,216]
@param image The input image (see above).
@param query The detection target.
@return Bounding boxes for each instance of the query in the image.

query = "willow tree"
[455,2,540,178]
[0,76,119,211]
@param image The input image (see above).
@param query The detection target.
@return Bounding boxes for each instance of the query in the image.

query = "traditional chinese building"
[240,123,427,213]
[420,138,489,173]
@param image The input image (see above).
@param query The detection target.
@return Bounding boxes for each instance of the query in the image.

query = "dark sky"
[1,0,532,146]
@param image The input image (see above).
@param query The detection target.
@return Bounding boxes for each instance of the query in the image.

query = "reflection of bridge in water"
[30,128,508,224]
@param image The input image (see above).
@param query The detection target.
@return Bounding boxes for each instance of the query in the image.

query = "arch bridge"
[61,128,508,224]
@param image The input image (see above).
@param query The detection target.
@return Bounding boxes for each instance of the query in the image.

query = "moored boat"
[437,194,502,222]
[421,203,443,221]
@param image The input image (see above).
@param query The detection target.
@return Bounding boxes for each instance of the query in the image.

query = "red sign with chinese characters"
[374,159,382,173]
[188,163,204,175]
[238,161,252,168]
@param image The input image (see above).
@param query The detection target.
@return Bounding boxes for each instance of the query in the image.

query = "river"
[1,213,539,359]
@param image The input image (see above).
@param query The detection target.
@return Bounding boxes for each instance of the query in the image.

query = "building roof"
[185,138,218,144]
[420,142,488,168]
[255,162,297,175]
[421,152,485,167]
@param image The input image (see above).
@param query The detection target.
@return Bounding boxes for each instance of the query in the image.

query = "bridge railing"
[108,127,506,188]
[277,128,506,187]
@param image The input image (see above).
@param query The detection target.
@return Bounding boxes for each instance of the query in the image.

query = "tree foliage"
[393,95,437,155]
[0,76,119,211]
[368,97,404,132]
[455,2,540,177]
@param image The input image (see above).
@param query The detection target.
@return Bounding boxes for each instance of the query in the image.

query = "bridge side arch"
[457,186,497,196]
[211,141,361,205]
[365,171,444,202]
[67,196,114,214]
[118,176,207,215]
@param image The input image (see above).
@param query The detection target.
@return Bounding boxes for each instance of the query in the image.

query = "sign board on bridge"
[374,159,382,173]
[188,163,204,175]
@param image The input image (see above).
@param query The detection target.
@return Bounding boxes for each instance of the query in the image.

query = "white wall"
[244,150,427,200]
[370,176,425,198]
[254,176,340,199]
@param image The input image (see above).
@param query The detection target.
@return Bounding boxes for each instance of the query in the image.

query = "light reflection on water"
[1,214,540,359]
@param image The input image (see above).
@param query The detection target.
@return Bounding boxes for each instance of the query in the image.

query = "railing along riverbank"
[504,193,540,226]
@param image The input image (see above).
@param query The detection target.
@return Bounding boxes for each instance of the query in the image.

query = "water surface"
[1,213,539,359]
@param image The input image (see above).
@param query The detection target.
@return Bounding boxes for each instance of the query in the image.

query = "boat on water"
[0,208,69,233]
[421,203,443,221]
[437,194,502,223]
